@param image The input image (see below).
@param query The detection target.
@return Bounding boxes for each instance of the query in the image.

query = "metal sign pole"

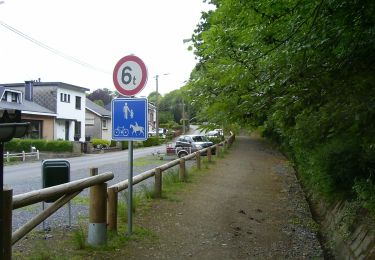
[127,140,133,235]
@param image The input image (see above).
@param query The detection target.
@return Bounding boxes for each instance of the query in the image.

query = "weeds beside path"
[118,134,323,259]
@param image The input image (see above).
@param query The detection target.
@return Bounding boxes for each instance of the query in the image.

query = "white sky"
[0,0,212,97]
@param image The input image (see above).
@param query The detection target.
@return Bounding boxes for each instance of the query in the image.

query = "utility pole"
[155,75,159,140]
[154,73,169,139]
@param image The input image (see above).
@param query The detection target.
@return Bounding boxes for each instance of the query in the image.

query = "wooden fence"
[1,133,235,259]
[107,133,235,231]
[3,150,40,162]
[2,171,114,259]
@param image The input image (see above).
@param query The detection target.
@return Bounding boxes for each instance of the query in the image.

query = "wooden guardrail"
[1,132,235,259]
[3,150,40,162]
[2,171,114,259]
[107,133,235,231]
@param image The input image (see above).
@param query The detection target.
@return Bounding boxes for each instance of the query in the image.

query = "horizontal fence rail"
[3,150,39,162]
[2,171,114,259]
[2,132,235,259]
[13,172,114,209]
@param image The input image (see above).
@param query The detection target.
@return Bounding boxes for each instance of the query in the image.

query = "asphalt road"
[4,125,202,195]
[4,144,166,195]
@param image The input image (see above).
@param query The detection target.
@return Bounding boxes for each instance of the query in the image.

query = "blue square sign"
[112,98,148,141]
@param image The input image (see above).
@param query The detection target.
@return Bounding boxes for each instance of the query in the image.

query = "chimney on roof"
[24,81,34,101]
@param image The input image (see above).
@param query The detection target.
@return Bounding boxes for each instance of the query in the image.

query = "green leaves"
[185,0,375,203]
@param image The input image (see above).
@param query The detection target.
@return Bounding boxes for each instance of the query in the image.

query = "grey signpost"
[112,55,148,235]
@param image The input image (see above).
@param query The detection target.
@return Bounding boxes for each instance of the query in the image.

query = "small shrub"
[353,179,375,215]
[4,139,72,152]
[92,138,110,148]
[121,141,128,150]
[207,136,224,144]
[143,137,161,147]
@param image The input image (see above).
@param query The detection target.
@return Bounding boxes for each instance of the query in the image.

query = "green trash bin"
[42,159,70,203]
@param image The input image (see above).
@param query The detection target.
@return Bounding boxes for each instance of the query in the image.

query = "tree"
[87,88,114,106]
[186,0,375,206]
[147,91,162,105]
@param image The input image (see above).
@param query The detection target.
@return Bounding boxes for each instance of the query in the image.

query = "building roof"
[86,99,111,118]
[0,85,56,116]
[1,81,90,92]
[0,99,56,116]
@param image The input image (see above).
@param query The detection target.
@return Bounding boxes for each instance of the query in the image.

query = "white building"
[1,81,89,141]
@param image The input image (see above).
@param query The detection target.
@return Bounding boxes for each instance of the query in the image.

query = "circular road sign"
[113,55,148,96]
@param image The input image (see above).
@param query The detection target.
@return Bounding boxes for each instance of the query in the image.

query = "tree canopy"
[186,0,375,209]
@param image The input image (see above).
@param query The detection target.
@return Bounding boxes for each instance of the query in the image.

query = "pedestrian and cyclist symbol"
[112,98,148,141]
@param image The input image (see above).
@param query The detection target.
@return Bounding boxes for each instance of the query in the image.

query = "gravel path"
[118,134,323,259]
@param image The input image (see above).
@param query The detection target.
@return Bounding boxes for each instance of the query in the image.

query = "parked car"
[148,128,166,138]
[206,129,224,137]
[175,134,215,157]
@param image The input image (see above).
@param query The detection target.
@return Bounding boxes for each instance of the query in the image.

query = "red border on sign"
[113,55,148,96]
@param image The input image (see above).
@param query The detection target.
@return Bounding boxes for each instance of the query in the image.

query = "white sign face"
[115,61,143,92]
[113,55,148,96]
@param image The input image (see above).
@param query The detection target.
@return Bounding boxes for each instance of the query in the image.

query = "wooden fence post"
[179,158,186,181]
[216,145,221,157]
[195,152,201,170]
[107,187,118,232]
[207,147,212,162]
[88,168,107,245]
[154,167,162,198]
[2,187,12,260]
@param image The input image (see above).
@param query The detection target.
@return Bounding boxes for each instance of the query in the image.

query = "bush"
[121,141,128,150]
[4,139,72,152]
[207,136,224,144]
[91,138,110,148]
[353,179,375,215]
[143,137,161,147]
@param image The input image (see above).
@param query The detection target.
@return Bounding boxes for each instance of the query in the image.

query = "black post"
[1,142,4,258]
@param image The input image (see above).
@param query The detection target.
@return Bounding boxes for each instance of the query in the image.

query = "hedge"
[4,139,72,153]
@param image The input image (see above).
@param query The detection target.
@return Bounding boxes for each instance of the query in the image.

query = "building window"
[24,120,42,139]
[85,117,94,126]
[60,93,70,103]
[11,92,18,102]
[1,91,20,103]
[102,119,107,129]
[75,96,81,110]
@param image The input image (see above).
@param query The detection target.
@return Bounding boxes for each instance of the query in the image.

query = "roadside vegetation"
[183,0,375,220]
[5,138,72,153]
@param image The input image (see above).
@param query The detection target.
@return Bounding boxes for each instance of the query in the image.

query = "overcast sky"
[0,0,212,97]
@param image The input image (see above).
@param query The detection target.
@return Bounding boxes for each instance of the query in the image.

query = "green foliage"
[206,136,224,144]
[87,88,114,106]
[91,138,111,148]
[185,0,375,214]
[121,141,128,150]
[142,137,162,147]
[4,138,72,152]
[354,180,375,216]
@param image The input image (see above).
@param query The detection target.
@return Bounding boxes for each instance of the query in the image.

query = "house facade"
[0,85,56,140]
[85,99,111,141]
[1,81,89,141]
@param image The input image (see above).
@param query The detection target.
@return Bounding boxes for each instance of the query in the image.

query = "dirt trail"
[121,134,323,259]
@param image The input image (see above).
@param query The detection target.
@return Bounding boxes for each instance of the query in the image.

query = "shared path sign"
[111,97,148,141]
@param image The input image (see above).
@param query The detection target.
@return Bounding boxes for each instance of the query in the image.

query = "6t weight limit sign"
[113,55,148,96]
